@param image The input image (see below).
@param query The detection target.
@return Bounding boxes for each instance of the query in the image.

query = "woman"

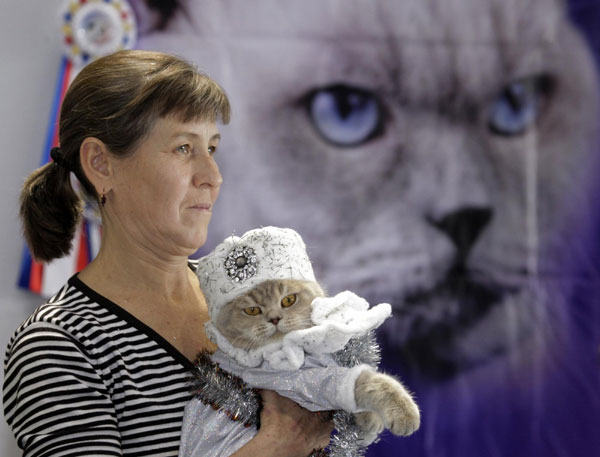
[3,50,332,456]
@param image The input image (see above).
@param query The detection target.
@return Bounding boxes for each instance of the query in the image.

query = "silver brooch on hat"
[224,246,258,282]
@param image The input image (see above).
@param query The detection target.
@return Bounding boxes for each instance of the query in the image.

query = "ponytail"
[19,160,82,262]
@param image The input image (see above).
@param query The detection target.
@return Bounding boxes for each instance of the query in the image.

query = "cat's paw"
[354,411,384,443]
[382,393,420,436]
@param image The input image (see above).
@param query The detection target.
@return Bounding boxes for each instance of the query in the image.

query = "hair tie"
[50,147,67,169]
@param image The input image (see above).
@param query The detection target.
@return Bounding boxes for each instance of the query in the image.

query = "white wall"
[0,0,65,454]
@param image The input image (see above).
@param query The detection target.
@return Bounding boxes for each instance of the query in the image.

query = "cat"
[214,278,420,438]
[141,1,600,455]
[180,226,419,457]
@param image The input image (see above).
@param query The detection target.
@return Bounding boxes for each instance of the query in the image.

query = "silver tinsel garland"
[189,331,382,457]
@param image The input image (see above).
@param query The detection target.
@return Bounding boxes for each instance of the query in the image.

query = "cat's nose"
[270,318,280,326]
[427,206,493,260]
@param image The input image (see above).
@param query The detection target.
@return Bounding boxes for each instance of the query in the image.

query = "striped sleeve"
[3,321,122,457]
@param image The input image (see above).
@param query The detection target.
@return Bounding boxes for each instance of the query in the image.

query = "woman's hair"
[20,50,231,262]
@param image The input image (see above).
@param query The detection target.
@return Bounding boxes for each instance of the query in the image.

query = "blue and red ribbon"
[17,57,74,293]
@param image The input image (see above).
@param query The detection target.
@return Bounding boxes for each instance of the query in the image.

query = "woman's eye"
[243,307,262,316]
[305,84,384,147]
[281,294,297,308]
[208,146,217,155]
[176,144,191,155]
[488,75,553,137]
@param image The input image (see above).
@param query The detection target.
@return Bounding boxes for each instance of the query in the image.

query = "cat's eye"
[488,75,553,137]
[281,294,297,308]
[243,307,262,316]
[305,84,384,147]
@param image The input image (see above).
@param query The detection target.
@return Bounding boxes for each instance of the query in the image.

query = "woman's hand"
[258,390,333,455]
[232,390,333,457]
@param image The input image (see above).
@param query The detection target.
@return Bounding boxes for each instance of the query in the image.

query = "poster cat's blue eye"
[307,84,383,146]
[488,76,551,137]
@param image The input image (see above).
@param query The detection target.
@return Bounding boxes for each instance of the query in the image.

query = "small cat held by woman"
[180,227,419,457]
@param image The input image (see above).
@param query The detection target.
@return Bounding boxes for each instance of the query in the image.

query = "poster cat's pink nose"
[270,318,280,325]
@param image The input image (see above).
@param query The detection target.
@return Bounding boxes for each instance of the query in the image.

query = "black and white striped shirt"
[3,274,196,456]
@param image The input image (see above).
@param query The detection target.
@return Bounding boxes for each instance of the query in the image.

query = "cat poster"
[132,0,600,456]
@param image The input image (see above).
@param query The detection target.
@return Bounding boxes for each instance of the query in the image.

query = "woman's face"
[108,116,222,257]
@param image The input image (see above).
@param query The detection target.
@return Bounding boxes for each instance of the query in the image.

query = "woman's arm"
[3,322,122,456]
[231,390,333,457]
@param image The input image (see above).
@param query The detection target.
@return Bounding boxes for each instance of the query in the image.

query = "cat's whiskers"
[289,315,314,331]
[242,339,259,352]
[228,333,259,350]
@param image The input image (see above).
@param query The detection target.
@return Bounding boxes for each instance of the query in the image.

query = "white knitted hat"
[197,226,316,319]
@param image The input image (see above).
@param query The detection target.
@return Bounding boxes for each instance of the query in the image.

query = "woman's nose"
[193,155,222,188]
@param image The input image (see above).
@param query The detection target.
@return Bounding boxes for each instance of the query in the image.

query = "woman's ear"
[79,137,113,195]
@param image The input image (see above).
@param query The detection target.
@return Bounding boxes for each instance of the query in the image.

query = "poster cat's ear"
[129,0,179,33]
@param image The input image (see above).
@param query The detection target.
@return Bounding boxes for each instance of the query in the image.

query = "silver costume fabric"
[179,399,254,457]
[179,350,372,457]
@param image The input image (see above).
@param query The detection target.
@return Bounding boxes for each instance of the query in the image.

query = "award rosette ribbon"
[61,0,138,67]
[18,0,138,295]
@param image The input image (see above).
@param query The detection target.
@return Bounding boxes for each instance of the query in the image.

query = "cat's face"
[214,279,325,350]
[142,0,598,377]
